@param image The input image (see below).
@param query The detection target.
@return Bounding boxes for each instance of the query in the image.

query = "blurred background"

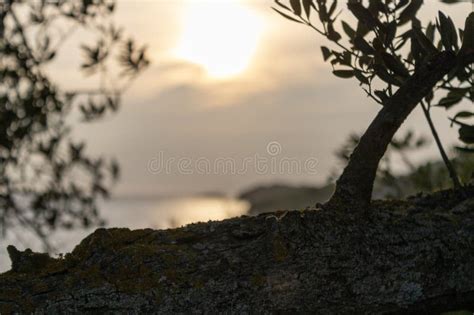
[1,0,472,271]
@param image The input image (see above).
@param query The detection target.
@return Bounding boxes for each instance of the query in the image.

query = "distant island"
[238,184,334,215]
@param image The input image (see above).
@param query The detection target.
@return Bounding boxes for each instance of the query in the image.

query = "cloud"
[70,0,470,196]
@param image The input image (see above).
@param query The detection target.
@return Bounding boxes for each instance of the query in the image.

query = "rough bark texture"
[329,51,457,208]
[1,187,474,314]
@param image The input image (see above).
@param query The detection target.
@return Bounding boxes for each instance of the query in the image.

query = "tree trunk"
[1,188,473,314]
[329,51,457,209]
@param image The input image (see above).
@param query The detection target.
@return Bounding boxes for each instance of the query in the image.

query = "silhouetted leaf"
[317,1,329,22]
[455,146,474,153]
[321,46,332,61]
[341,21,356,40]
[333,69,355,78]
[459,125,474,144]
[373,64,403,85]
[356,19,370,38]
[327,23,342,42]
[347,1,379,29]
[436,93,464,108]
[290,0,302,16]
[453,111,474,121]
[354,36,374,54]
[374,90,389,103]
[438,11,458,50]
[384,21,397,46]
[412,27,438,55]
[425,22,435,42]
[398,0,423,25]
[440,0,469,4]
[459,12,474,56]
[343,51,352,65]
[381,52,409,77]
[328,0,338,18]
[302,0,312,18]
[354,70,369,84]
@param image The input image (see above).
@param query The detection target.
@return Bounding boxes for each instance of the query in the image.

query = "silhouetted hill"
[239,184,334,215]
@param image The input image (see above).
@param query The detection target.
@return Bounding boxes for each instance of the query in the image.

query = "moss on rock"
[1,186,473,313]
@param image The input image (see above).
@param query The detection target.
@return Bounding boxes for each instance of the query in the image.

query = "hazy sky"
[49,0,472,197]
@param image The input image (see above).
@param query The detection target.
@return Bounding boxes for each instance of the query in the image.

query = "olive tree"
[274,0,474,208]
[0,0,149,248]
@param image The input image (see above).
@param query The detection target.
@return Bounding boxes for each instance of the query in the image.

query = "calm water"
[0,196,249,272]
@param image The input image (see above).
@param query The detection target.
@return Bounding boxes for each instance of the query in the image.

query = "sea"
[0,196,249,272]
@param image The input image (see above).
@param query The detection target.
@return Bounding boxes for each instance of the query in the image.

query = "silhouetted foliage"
[0,0,149,249]
[275,0,473,206]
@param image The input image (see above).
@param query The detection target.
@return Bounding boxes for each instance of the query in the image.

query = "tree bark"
[328,51,457,209]
[0,188,473,314]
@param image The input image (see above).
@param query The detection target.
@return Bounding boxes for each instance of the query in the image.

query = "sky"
[48,0,472,197]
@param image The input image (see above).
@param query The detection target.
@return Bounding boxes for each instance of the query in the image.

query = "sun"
[174,0,264,79]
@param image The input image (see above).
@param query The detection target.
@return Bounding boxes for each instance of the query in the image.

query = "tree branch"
[328,51,458,209]
[420,100,462,189]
